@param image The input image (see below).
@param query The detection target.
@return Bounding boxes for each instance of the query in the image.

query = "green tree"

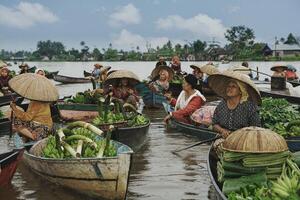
[36,40,65,60]
[92,48,103,61]
[284,33,299,45]
[192,40,206,60]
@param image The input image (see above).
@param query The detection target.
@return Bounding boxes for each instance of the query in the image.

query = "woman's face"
[193,69,203,78]
[226,81,241,98]
[121,78,129,86]
[159,69,169,81]
[182,79,192,92]
[37,70,45,76]
[1,70,8,77]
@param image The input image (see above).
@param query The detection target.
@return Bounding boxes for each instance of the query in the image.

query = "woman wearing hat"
[92,63,103,79]
[164,74,206,124]
[149,65,174,94]
[19,63,29,74]
[208,71,261,138]
[169,55,181,73]
[0,67,11,95]
[155,56,167,68]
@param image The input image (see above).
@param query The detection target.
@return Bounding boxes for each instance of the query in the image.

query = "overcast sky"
[1,0,300,51]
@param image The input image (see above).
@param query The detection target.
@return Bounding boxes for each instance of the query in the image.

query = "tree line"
[1,26,299,62]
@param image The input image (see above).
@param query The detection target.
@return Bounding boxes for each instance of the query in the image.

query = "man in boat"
[208,71,261,138]
[241,61,253,78]
[164,74,206,124]
[0,67,12,95]
[155,56,167,68]
[149,65,174,94]
[19,63,29,74]
[169,55,181,74]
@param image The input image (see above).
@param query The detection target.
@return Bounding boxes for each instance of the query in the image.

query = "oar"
[172,135,222,154]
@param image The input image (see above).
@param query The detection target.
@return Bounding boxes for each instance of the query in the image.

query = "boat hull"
[23,138,133,200]
[259,88,300,105]
[53,74,91,84]
[0,149,24,186]
[0,93,21,107]
[0,118,11,135]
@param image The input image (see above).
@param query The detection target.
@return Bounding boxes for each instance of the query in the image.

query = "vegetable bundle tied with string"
[42,121,117,159]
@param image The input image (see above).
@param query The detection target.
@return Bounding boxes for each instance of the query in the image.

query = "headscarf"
[0,67,9,74]
[235,80,249,103]
[35,68,45,74]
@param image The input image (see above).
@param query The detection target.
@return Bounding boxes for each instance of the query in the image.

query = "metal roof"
[270,44,300,51]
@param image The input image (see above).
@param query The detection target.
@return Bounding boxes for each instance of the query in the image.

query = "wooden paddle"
[171,135,222,154]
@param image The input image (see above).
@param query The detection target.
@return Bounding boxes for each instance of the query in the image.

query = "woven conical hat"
[0,60,7,68]
[229,66,251,75]
[151,65,174,81]
[9,73,59,102]
[208,70,261,105]
[200,64,219,75]
[223,126,288,153]
[105,70,140,86]
[271,64,288,72]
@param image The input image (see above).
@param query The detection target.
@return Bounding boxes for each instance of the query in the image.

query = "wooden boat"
[135,83,167,108]
[288,80,300,87]
[259,88,300,105]
[207,146,227,200]
[53,74,92,84]
[169,119,217,140]
[0,93,21,106]
[23,138,133,200]
[0,148,25,187]
[45,71,59,79]
[0,118,11,135]
[56,103,98,121]
[84,70,91,77]
[112,121,150,152]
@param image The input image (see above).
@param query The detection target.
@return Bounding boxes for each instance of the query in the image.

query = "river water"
[0,61,299,200]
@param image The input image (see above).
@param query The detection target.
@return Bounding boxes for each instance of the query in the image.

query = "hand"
[164,93,172,100]
[128,89,134,95]
[221,129,231,138]
[163,114,172,124]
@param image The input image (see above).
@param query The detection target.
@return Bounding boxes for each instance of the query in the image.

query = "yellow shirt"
[13,101,53,128]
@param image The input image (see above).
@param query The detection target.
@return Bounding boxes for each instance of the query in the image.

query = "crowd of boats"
[0,57,300,199]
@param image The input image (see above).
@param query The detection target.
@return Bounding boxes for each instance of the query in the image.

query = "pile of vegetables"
[170,74,184,84]
[218,149,300,199]
[42,121,117,159]
[0,110,4,119]
[260,98,300,137]
[64,90,104,104]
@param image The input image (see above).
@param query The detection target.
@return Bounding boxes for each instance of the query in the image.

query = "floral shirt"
[212,99,261,131]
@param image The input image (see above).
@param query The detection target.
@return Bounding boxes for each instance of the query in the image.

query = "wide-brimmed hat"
[94,63,103,68]
[0,67,9,73]
[105,70,140,86]
[151,65,174,81]
[287,64,297,72]
[200,64,219,75]
[190,64,202,72]
[0,60,7,68]
[100,66,111,73]
[271,64,288,72]
[208,70,261,105]
[9,73,59,102]
[19,63,29,69]
[229,66,251,75]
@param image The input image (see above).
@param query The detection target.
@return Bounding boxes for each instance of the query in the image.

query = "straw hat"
[100,66,111,73]
[222,126,288,153]
[94,63,103,68]
[105,70,140,86]
[9,73,59,102]
[0,60,7,68]
[271,64,288,72]
[190,64,201,71]
[151,65,174,81]
[229,66,251,75]
[208,70,261,105]
[0,67,9,73]
[200,64,219,75]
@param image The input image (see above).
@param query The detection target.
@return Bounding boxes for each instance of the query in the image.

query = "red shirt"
[286,70,298,80]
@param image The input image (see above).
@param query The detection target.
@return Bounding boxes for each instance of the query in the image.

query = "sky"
[0,0,300,52]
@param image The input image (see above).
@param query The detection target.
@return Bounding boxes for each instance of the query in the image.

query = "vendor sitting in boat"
[285,65,298,81]
[19,63,30,74]
[190,64,204,81]
[0,67,12,95]
[91,63,103,79]
[271,65,287,77]
[105,70,141,108]
[149,65,174,94]
[208,71,261,138]
[155,56,167,68]
[164,74,206,124]
[169,55,181,74]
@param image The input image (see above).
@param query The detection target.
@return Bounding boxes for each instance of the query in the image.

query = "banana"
[272,187,290,198]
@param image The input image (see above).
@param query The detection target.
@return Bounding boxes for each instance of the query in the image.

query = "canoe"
[0,93,21,106]
[135,83,167,108]
[56,103,98,121]
[84,70,92,77]
[169,119,218,140]
[259,88,300,105]
[45,71,59,79]
[0,118,11,134]
[23,138,133,200]
[53,74,92,84]
[0,148,25,187]
[207,146,227,200]
[112,121,150,152]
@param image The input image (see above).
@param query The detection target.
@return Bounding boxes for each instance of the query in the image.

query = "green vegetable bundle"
[127,114,149,127]
[260,98,300,137]
[65,90,104,104]
[0,110,4,119]
[42,122,117,159]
